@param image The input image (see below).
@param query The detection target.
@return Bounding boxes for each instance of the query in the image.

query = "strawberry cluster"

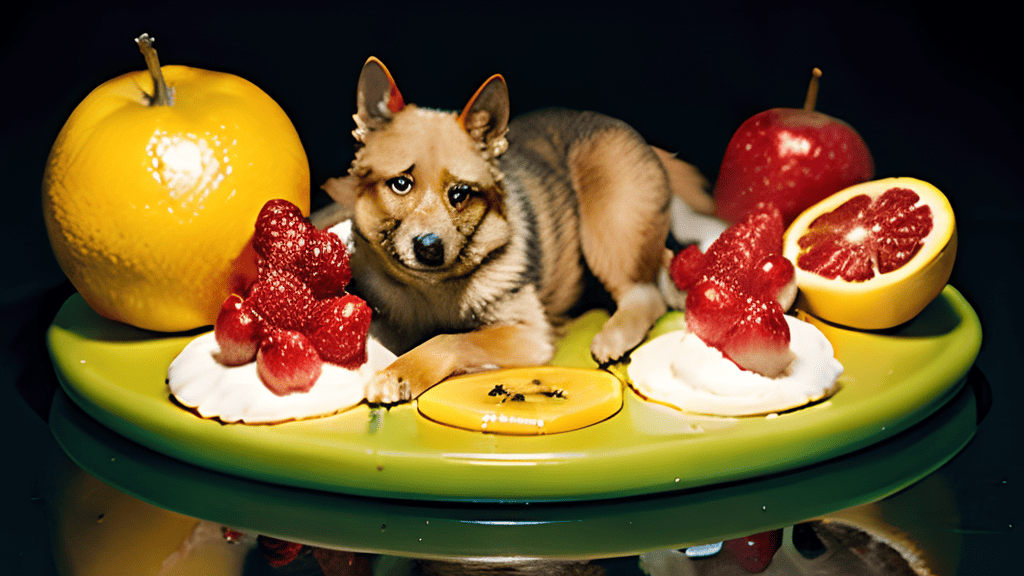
[669,205,796,377]
[214,199,371,396]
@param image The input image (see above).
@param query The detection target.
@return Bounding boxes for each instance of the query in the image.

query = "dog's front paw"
[590,328,636,366]
[365,370,412,405]
[591,283,667,365]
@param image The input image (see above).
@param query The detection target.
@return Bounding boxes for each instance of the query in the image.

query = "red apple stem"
[803,67,823,112]
[135,33,171,106]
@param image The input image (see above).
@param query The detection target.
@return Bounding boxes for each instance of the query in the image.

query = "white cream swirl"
[627,315,842,416]
[167,333,396,424]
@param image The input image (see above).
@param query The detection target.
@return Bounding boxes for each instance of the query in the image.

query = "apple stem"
[135,33,171,106]
[803,67,823,112]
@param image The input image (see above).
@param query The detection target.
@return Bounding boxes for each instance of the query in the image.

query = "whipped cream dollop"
[628,315,843,416]
[167,332,396,424]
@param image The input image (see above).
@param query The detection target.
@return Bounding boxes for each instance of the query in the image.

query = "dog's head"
[324,57,512,284]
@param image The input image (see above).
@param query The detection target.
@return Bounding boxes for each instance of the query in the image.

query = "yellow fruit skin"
[784,177,957,330]
[43,65,309,332]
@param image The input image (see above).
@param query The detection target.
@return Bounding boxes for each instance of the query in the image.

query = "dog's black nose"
[413,233,444,266]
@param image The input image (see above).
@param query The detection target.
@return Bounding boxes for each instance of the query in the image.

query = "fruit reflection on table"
[52,452,957,575]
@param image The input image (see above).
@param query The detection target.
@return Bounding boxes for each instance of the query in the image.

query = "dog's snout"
[413,233,444,266]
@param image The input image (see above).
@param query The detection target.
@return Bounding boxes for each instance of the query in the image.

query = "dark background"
[2,1,1020,574]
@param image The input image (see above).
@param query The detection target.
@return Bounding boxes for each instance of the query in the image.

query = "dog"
[316,57,711,404]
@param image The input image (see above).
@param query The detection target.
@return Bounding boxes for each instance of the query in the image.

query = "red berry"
[722,529,783,573]
[256,328,323,395]
[670,205,795,376]
[684,279,743,349]
[300,229,353,298]
[308,295,372,368]
[253,199,312,271]
[703,205,786,290]
[213,294,263,365]
[214,198,368,386]
[250,268,315,332]
[685,279,792,377]
[669,244,706,292]
[720,295,792,377]
[744,254,796,304]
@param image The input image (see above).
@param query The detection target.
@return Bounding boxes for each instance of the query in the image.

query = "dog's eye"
[448,184,473,207]
[387,176,413,195]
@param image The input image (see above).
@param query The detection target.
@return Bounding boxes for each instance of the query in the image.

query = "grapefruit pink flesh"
[795,187,933,281]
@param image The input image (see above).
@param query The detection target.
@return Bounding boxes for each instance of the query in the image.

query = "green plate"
[47,285,981,503]
[48,379,980,558]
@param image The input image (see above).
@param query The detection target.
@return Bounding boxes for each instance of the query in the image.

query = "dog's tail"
[652,147,714,215]
[652,147,728,254]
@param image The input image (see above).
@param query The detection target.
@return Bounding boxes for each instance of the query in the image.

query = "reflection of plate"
[49,377,981,557]
[47,286,981,503]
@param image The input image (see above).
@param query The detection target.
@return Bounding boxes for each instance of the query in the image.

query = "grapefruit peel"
[783,177,957,330]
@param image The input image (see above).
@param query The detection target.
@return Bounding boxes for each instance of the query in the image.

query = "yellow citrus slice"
[42,36,309,332]
[783,177,956,329]
[417,366,622,435]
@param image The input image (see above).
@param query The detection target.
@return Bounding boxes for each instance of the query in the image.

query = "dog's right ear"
[458,74,510,158]
[353,57,405,139]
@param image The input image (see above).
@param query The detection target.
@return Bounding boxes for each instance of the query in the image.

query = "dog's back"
[501,108,673,350]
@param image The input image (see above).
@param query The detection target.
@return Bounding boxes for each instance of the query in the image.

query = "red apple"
[714,68,874,226]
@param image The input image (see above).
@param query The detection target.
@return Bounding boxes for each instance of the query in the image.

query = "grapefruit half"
[783,177,957,330]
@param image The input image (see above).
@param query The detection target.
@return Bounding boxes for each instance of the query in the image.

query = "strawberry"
[250,268,315,332]
[744,254,796,305]
[669,244,706,292]
[210,198,372,396]
[256,328,323,395]
[308,294,372,368]
[299,229,352,299]
[718,293,793,378]
[683,279,744,349]
[722,529,783,573]
[668,205,796,376]
[702,206,786,289]
[213,293,263,365]
[685,280,792,377]
[253,198,311,271]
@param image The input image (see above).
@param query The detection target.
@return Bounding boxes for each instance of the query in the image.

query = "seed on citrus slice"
[416,367,622,435]
[783,177,956,330]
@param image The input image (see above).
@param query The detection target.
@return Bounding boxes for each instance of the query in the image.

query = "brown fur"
[318,57,710,403]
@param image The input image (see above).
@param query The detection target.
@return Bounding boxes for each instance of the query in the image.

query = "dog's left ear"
[353,57,404,139]
[458,75,510,157]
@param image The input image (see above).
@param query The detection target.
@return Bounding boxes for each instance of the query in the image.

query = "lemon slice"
[783,177,957,330]
[417,366,622,435]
